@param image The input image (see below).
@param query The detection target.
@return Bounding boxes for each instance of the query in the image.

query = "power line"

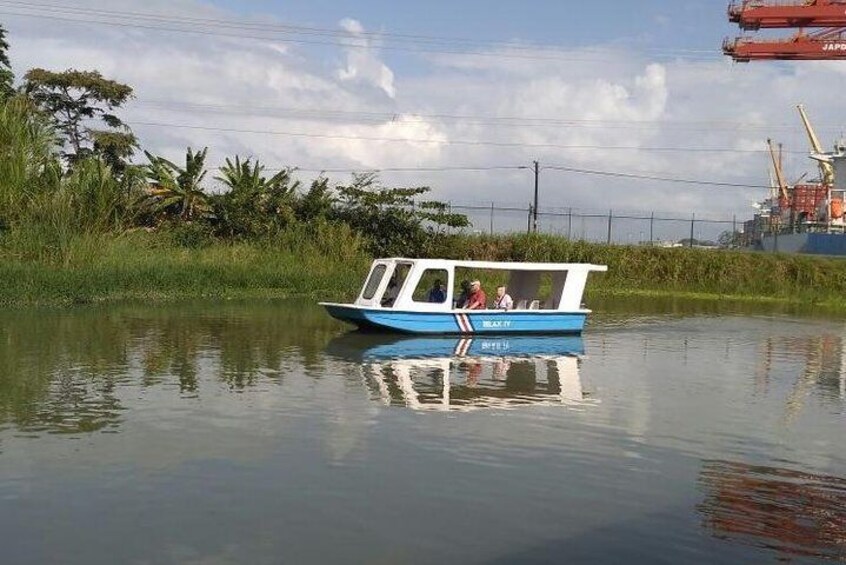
[543,165,771,189]
[4,0,720,57]
[0,2,722,63]
[199,161,770,190]
[132,99,826,133]
[127,120,788,154]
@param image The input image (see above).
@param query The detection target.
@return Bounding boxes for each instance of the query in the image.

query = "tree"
[334,173,470,256]
[0,24,15,99]
[23,68,135,166]
[144,147,210,222]
[211,156,300,238]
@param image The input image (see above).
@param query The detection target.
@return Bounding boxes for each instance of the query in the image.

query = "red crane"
[729,0,846,30]
[725,1,846,61]
[724,27,846,60]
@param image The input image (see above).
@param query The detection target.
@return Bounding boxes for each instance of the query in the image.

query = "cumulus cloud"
[336,18,396,99]
[6,0,846,235]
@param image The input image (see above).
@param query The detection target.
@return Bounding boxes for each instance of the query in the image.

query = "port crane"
[729,0,846,30]
[797,103,835,185]
[724,1,846,61]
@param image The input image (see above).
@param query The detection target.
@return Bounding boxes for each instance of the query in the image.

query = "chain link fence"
[446,202,741,246]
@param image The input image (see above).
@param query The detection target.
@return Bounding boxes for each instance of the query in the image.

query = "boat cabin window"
[411,269,449,304]
[362,264,387,300]
[381,262,412,307]
[453,268,557,310]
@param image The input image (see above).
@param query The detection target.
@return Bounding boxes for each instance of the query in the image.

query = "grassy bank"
[0,227,370,307]
[4,229,846,310]
[443,234,846,308]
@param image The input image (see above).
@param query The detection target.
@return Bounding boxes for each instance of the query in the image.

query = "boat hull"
[321,303,588,335]
[325,334,585,361]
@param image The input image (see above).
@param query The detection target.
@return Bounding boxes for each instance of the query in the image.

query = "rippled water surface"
[1,299,845,564]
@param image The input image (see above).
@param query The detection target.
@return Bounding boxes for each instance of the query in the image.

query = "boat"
[320,258,607,334]
[325,334,592,412]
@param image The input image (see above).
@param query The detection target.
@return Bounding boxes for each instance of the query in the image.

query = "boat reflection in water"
[326,334,593,412]
[699,460,846,561]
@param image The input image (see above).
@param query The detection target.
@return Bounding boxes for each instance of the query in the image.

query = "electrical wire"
[0,1,723,62]
[132,99,827,133]
[542,165,771,188]
[126,119,797,154]
[199,162,771,191]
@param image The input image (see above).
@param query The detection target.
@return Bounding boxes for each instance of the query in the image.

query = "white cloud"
[6,0,846,235]
[336,17,396,99]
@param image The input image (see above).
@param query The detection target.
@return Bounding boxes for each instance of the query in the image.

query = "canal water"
[0,299,844,564]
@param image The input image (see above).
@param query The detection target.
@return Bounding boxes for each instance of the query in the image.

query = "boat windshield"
[361,264,387,300]
[380,263,412,307]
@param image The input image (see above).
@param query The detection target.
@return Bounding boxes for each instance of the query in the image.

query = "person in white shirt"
[494,285,513,310]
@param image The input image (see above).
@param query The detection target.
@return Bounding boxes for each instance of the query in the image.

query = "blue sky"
[212,0,724,53]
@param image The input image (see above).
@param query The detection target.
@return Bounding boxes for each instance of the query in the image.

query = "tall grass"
[442,234,846,304]
[0,224,371,307]
[0,96,60,226]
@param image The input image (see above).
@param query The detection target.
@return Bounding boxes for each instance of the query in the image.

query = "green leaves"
[144,147,211,222]
[0,24,14,100]
[23,68,134,167]
[211,156,300,239]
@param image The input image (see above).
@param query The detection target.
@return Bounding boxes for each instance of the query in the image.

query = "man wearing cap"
[464,280,487,310]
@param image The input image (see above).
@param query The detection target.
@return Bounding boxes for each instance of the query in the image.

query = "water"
[1,299,845,564]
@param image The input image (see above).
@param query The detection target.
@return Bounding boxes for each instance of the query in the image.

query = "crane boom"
[723,28,846,61]
[767,138,790,201]
[797,104,835,185]
[729,0,846,30]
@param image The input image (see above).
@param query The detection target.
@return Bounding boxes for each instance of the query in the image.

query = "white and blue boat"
[321,258,607,334]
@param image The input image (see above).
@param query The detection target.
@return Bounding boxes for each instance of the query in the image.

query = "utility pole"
[533,160,540,233]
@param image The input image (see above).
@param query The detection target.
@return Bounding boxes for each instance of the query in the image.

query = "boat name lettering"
[823,43,846,51]
[480,341,511,350]
[481,321,513,329]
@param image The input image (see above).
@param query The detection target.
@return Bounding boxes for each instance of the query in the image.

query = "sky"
[3,0,846,227]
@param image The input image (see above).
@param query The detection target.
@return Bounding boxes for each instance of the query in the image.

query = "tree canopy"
[23,68,136,166]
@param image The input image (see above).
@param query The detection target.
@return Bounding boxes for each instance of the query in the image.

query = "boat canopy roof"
[377,258,608,272]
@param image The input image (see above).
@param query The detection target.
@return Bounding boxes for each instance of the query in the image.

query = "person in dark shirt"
[427,279,446,303]
[455,280,471,308]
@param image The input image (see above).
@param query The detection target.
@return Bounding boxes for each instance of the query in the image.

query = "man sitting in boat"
[427,279,447,303]
[381,278,399,307]
[464,280,487,310]
[494,285,514,310]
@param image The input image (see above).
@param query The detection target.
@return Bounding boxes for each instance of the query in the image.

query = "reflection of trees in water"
[0,303,338,434]
[698,460,846,561]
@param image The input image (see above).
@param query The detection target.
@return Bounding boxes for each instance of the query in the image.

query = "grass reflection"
[0,301,341,434]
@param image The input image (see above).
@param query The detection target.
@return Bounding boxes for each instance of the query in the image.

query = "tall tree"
[0,24,15,99]
[23,68,135,166]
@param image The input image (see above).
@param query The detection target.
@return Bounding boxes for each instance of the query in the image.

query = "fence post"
[567,207,572,240]
[490,201,494,236]
[607,209,613,245]
[649,211,654,245]
[732,215,737,236]
[689,213,695,247]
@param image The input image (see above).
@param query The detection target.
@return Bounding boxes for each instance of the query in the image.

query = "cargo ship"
[744,105,846,256]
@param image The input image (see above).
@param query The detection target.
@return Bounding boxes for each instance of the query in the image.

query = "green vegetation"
[1,24,846,311]
[440,234,846,307]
